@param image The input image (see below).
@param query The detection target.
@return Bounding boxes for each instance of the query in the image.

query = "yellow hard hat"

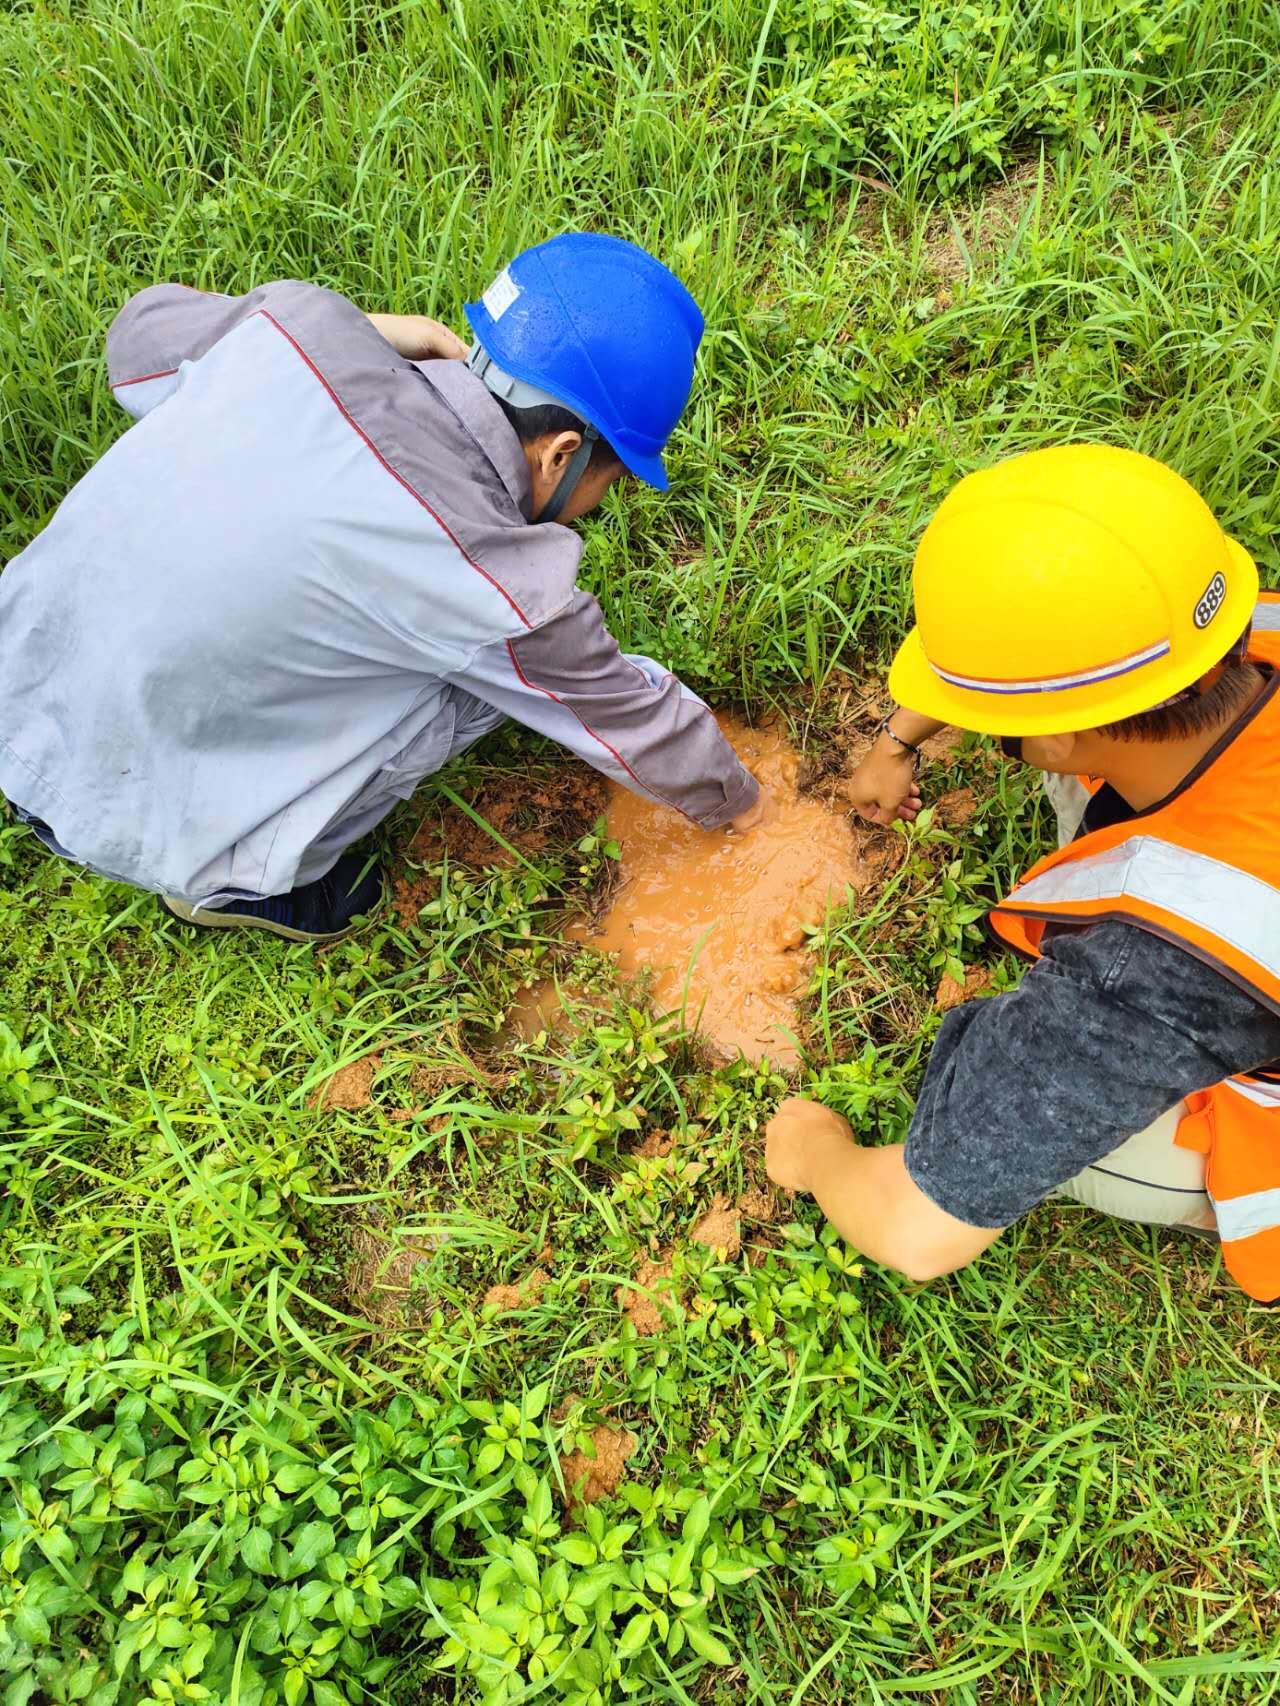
[888,444,1259,737]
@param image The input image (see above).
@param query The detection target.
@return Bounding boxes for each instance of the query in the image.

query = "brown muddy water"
[563,714,867,1065]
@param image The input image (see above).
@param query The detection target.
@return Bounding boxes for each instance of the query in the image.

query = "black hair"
[1100,627,1259,744]
[492,397,620,472]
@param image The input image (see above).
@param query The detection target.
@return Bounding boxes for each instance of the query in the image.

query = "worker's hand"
[367,313,469,362]
[765,1097,854,1195]
[726,785,769,835]
[844,739,922,826]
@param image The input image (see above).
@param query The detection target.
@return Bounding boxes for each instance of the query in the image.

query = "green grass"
[4,1,1280,1702]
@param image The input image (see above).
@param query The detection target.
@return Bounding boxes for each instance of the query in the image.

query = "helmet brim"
[888,537,1260,738]
[615,445,670,491]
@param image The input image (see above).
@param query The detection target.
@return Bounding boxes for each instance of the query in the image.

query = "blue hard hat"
[464,232,704,491]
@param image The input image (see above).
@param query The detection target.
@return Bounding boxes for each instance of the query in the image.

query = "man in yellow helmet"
[766,445,1280,1300]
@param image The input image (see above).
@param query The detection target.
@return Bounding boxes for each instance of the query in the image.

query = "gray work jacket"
[0,280,757,899]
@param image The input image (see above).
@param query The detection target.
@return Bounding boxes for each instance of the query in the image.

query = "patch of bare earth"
[634,1129,675,1159]
[923,162,1046,290]
[312,1051,381,1111]
[690,1195,742,1260]
[348,1223,438,1326]
[483,1265,551,1313]
[936,786,978,826]
[617,1257,681,1336]
[393,761,607,925]
[738,1187,779,1223]
[935,966,993,1012]
[558,1425,638,1511]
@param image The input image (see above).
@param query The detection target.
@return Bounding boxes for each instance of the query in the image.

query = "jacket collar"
[414,358,534,520]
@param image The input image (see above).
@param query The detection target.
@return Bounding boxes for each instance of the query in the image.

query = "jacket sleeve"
[446,589,760,829]
[105,281,303,419]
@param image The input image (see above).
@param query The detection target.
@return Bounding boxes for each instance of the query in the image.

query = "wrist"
[876,719,921,761]
[798,1110,855,1189]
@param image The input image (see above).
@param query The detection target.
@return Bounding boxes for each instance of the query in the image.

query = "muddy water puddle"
[502,978,594,1043]
[562,714,867,1065]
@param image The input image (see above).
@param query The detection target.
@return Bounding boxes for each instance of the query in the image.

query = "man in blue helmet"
[0,234,762,940]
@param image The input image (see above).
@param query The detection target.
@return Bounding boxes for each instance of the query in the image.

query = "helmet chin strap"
[467,343,598,524]
[537,426,598,524]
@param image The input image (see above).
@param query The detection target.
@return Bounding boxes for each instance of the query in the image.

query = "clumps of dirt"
[634,1129,675,1159]
[558,1425,638,1511]
[392,762,606,927]
[392,873,437,928]
[312,1051,381,1111]
[482,1265,551,1313]
[617,1257,682,1336]
[738,1187,780,1223]
[936,786,978,826]
[348,1222,438,1326]
[406,762,607,870]
[690,1195,742,1261]
[935,966,993,1012]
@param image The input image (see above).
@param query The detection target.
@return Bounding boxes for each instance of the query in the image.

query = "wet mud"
[570,715,867,1064]
[501,978,595,1044]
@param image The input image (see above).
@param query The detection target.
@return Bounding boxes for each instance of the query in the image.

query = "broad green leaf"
[616,1613,651,1659]
[13,1602,51,1646]
[681,1497,710,1547]
[298,1580,331,1618]
[313,1483,342,1517]
[115,1479,159,1512]
[58,1431,95,1471]
[242,1526,273,1574]
[292,1520,336,1570]
[684,1619,733,1667]
[522,1382,550,1421]
[4,1671,39,1706]
[475,1441,506,1477]
[275,1462,318,1494]
[510,1541,540,1588]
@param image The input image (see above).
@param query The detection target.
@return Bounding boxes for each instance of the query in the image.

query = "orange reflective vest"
[989,593,1280,1301]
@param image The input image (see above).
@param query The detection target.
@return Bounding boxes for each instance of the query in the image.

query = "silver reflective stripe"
[1223,1076,1280,1108]
[1006,835,1280,983]
[1252,598,1280,631]
[1211,1186,1280,1242]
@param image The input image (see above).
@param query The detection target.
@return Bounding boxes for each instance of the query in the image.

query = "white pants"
[1055,1104,1216,1230]
[1039,771,1216,1232]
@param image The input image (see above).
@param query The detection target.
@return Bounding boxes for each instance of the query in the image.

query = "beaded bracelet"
[879,718,922,759]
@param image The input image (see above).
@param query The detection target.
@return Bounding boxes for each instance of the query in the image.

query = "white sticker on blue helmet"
[482,267,521,321]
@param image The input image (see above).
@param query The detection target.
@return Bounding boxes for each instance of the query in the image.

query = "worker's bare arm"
[765,1097,1000,1281]
[367,313,468,361]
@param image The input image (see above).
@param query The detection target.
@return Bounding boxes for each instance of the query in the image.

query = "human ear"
[1036,730,1080,771]
[541,430,583,479]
